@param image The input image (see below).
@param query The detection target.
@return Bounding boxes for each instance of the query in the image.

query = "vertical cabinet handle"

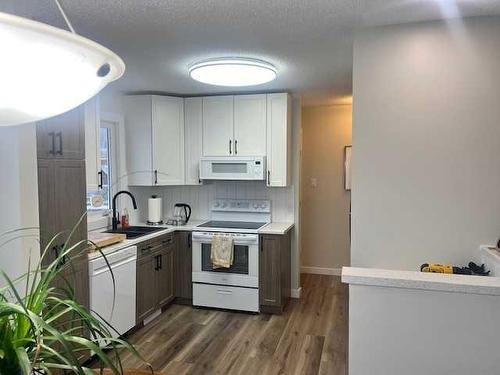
[154,170,158,185]
[234,140,238,155]
[154,255,160,271]
[48,132,55,155]
[159,254,162,270]
[267,170,271,185]
[229,140,232,155]
[55,132,63,155]
[97,170,103,189]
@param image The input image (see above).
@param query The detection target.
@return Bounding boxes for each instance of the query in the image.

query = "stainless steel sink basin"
[104,226,164,239]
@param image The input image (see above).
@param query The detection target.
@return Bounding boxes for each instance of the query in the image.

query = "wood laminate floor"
[110,274,347,375]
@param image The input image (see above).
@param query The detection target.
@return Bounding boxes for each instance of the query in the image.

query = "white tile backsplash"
[129,181,294,223]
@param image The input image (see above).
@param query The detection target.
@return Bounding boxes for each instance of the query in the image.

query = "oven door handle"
[216,289,233,295]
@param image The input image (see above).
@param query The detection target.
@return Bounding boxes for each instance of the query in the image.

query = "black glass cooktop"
[198,221,266,230]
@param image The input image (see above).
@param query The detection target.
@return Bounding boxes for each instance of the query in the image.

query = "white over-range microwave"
[199,156,266,181]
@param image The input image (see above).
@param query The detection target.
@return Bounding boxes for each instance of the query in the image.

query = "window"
[87,120,118,211]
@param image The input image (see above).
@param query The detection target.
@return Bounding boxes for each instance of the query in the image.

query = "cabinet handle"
[267,170,271,185]
[154,170,158,185]
[55,132,63,155]
[229,140,232,155]
[159,254,163,270]
[154,255,160,271]
[97,170,103,189]
[234,140,238,155]
[48,132,55,155]
[188,235,192,248]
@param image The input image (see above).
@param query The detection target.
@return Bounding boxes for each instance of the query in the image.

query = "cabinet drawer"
[193,283,259,312]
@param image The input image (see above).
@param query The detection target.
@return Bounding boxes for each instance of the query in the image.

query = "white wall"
[352,16,500,270]
[0,124,39,290]
[349,284,500,375]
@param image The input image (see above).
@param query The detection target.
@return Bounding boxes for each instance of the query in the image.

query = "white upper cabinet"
[266,93,291,187]
[233,94,267,156]
[84,96,101,193]
[152,96,185,185]
[184,97,203,185]
[202,96,234,156]
[125,95,185,186]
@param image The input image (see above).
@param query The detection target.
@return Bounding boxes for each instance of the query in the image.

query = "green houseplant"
[0,222,150,375]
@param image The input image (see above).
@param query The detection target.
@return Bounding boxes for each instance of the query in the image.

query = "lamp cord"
[53,0,76,34]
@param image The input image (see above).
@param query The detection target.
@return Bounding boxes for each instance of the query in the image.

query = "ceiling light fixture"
[188,58,277,87]
[0,0,125,127]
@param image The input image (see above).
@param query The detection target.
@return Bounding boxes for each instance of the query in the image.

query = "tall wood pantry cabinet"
[36,105,89,312]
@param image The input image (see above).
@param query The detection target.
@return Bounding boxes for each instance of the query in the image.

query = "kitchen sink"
[104,226,164,239]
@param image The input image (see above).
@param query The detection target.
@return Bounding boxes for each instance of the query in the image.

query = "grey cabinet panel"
[136,234,176,322]
[259,235,281,307]
[136,254,157,323]
[37,159,57,264]
[259,233,291,314]
[174,232,192,302]
[156,244,174,307]
[53,159,87,252]
[37,107,85,160]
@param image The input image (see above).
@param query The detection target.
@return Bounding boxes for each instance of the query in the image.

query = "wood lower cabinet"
[174,231,192,304]
[136,234,175,323]
[156,236,175,306]
[136,243,157,322]
[259,232,291,314]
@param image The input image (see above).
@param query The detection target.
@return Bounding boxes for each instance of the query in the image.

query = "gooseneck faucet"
[112,190,138,230]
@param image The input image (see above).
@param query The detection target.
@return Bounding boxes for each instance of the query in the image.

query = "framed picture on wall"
[344,145,352,191]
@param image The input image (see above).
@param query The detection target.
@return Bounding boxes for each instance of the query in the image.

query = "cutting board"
[88,231,126,249]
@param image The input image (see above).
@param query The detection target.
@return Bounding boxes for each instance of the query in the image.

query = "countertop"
[342,266,500,296]
[88,220,294,260]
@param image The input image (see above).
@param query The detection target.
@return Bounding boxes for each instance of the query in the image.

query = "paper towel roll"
[148,196,163,223]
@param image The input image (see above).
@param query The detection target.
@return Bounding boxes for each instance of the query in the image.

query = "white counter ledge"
[342,266,500,296]
[258,222,294,235]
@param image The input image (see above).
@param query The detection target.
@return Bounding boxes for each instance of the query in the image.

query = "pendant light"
[0,0,125,127]
[189,58,277,87]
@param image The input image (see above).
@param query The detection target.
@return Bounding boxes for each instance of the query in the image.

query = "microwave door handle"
[229,140,232,155]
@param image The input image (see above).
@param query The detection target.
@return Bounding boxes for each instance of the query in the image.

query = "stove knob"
[253,203,259,209]
[221,202,227,208]
[214,202,220,208]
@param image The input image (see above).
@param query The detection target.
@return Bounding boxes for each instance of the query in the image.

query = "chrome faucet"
[112,190,138,230]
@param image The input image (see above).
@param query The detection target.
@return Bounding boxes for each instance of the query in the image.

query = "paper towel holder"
[147,195,164,225]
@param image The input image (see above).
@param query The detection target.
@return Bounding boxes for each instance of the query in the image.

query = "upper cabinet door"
[202,96,234,156]
[266,93,291,187]
[37,106,85,160]
[152,96,185,185]
[184,97,203,185]
[124,96,154,186]
[233,94,267,156]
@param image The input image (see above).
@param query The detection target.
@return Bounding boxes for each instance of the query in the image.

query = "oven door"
[192,232,259,288]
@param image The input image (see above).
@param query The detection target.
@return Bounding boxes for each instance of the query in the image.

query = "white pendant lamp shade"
[189,58,277,87]
[0,12,125,127]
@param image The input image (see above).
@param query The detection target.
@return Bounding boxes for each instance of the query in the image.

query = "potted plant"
[0,223,150,374]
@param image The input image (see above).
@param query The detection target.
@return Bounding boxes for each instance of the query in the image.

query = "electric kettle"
[172,203,192,225]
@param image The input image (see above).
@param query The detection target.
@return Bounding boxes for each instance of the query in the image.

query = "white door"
[202,96,234,156]
[234,94,267,156]
[184,97,203,185]
[152,96,185,185]
[266,93,291,187]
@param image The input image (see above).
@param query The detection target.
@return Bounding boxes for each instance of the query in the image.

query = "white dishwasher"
[89,245,137,341]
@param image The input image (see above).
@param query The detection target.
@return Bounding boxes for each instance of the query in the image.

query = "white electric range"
[191,199,271,312]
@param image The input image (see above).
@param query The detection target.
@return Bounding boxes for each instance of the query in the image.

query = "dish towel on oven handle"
[211,234,234,269]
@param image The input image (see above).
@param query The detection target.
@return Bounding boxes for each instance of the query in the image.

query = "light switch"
[311,177,317,188]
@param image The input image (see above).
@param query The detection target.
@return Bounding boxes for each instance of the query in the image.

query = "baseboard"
[301,266,342,276]
[291,287,302,299]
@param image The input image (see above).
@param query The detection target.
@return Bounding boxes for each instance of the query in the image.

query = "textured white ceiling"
[2,1,500,105]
